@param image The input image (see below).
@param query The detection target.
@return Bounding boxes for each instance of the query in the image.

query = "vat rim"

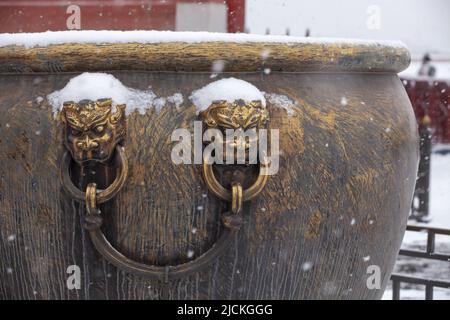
[0,41,410,74]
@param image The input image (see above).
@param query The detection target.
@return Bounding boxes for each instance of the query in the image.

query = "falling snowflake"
[211,60,225,73]
[260,49,271,60]
[301,261,313,271]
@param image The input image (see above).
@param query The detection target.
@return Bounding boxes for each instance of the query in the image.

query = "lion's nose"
[76,137,99,151]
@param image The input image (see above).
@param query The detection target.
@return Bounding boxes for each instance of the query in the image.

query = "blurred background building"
[0,0,244,33]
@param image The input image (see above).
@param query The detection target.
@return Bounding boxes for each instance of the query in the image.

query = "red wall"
[0,0,245,33]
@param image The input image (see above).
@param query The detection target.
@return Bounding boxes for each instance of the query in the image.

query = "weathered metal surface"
[56,95,261,281]
[200,99,270,202]
[0,41,410,73]
[60,98,126,164]
[0,70,418,299]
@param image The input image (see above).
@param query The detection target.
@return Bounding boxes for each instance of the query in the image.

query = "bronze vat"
[0,34,418,299]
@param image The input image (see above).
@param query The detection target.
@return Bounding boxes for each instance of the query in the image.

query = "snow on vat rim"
[0,31,411,74]
[0,30,407,49]
[190,78,266,114]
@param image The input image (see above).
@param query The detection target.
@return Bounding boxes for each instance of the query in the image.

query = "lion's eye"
[71,128,82,136]
[95,125,104,133]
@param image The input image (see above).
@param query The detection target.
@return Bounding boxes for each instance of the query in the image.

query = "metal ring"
[82,176,239,281]
[85,183,98,215]
[202,156,269,202]
[231,182,243,214]
[88,218,236,281]
[60,145,128,204]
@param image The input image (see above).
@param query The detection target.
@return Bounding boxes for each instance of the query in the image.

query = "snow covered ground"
[382,144,450,300]
[400,60,450,82]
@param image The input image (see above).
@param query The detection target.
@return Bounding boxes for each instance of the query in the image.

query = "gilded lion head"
[200,99,268,130]
[60,98,126,164]
[199,99,269,161]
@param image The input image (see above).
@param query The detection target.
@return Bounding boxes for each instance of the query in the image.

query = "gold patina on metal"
[200,99,270,202]
[200,99,269,130]
[59,98,128,204]
[60,98,126,164]
[57,97,254,280]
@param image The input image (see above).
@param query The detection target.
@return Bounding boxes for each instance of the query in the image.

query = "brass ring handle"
[202,158,269,202]
[199,99,270,202]
[59,145,128,204]
[58,98,268,281]
[84,182,243,281]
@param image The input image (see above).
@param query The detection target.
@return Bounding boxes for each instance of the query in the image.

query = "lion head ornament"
[60,98,126,164]
[199,99,269,162]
